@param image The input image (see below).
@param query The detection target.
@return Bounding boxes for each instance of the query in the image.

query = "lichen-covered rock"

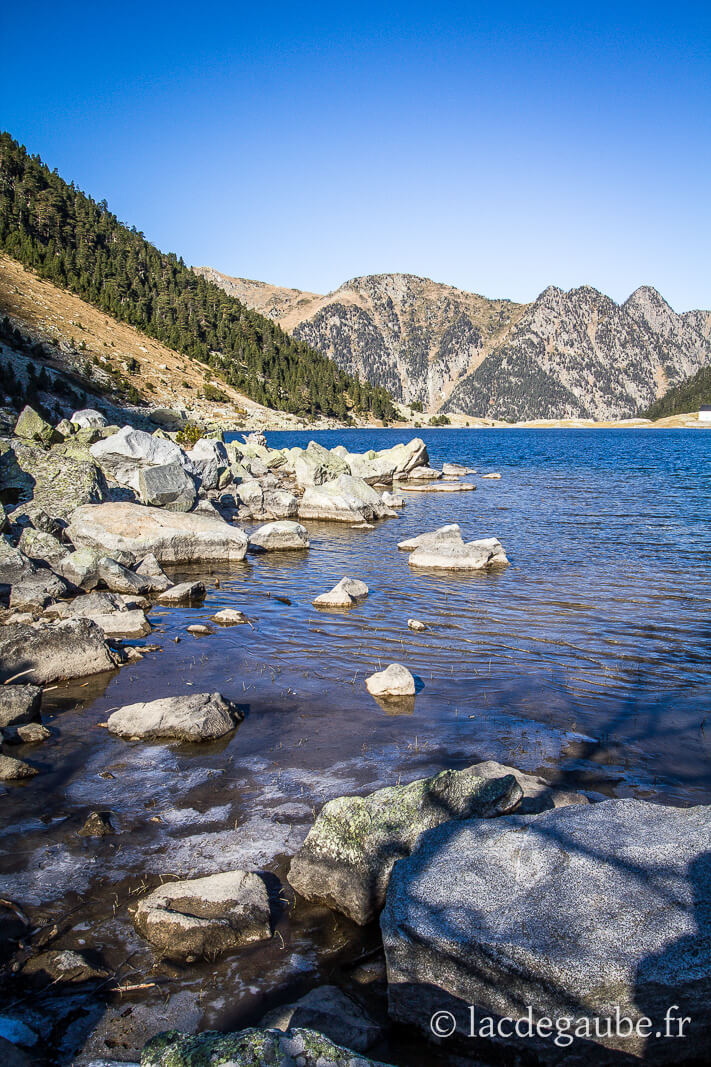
[288,767,522,925]
[0,684,42,728]
[16,527,69,569]
[0,439,109,521]
[14,405,59,446]
[137,462,196,513]
[0,538,72,609]
[0,753,38,780]
[381,799,711,1064]
[294,441,351,487]
[106,692,241,741]
[141,1027,394,1067]
[365,663,415,698]
[0,619,117,684]
[90,426,195,491]
[133,871,271,961]
[249,521,309,552]
[236,480,299,520]
[68,502,249,563]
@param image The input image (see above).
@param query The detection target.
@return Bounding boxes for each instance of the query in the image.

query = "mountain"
[643,363,711,419]
[0,132,395,422]
[198,269,711,420]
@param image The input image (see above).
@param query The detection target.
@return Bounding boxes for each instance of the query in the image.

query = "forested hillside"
[643,364,711,418]
[0,132,395,421]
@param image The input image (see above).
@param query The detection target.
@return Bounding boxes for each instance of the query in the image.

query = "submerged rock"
[365,663,415,698]
[249,520,310,552]
[313,576,369,608]
[0,619,117,684]
[142,1027,394,1067]
[106,692,241,741]
[78,810,116,836]
[133,870,271,961]
[261,985,383,1052]
[68,502,249,563]
[381,798,711,1064]
[288,767,522,925]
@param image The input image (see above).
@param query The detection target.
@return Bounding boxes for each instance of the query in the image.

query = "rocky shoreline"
[0,407,709,1066]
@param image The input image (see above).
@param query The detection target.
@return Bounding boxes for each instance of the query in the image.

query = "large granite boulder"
[133,870,271,961]
[186,438,229,491]
[70,408,108,429]
[58,548,150,594]
[142,1028,394,1067]
[288,767,522,925]
[346,450,398,486]
[379,438,429,475]
[67,502,249,563]
[397,524,462,551]
[0,539,72,609]
[236,480,299,520]
[299,475,397,523]
[365,663,415,698]
[250,521,309,552]
[0,684,42,728]
[106,692,241,741]
[408,535,509,570]
[0,619,117,683]
[381,798,711,1064]
[0,440,109,521]
[293,441,350,487]
[16,527,69,569]
[137,462,196,512]
[90,426,194,491]
[312,576,368,608]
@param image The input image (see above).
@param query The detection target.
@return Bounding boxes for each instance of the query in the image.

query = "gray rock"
[288,767,522,925]
[14,405,59,446]
[365,663,415,698]
[17,528,69,568]
[157,581,205,604]
[83,610,151,639]
[299,475,397,523]
[134,552,172,592]
[261,985,383,1052]
[250,521,309,552]
[0,619,117,684]
[67,502,249,563]
[48,590,126,618]
[106,692,240,741]
[469,759,591,814]
[186,438,229,491]
[137,462,196,512]
[186,624,212,636]
[211,608,248,625]
[5,722,50,744]
[75,990,199,1066]
[0,685,42,728]
[381,798,711,1064]
[313,576,368,608]
[400,465,442,480]
[236,480,299,520]
[442,462,476,475]
[58,549,150,595]
[70,409,108,429]
[141,1028,393,1067]
[133,870,271,960]
[21,949,107,983]
[90,426,195,491]
[381,491,404,507]
[408,535,509,570]
[294,441,351,487]
[78,811,116,836]
[0,539,71,609]
[0,753,38,780]
[0,439,109,521]
[397,523,462,551]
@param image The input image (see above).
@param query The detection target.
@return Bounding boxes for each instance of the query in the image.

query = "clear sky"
[3,1,710,310]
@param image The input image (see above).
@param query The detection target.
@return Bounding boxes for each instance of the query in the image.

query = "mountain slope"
[0,132,395,421]
[643,363,711,419]
[200,268,710,420]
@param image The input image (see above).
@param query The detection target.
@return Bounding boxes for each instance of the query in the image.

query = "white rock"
[299,475,397,523]
[70,408,108,429]
[249,521,309,552]
[381,491,405,507]
[157,581,206,604]
[365,663,415,698]
[408,618,427,632]
[313,576,369,608]
[397,524,462,552]
[409,536,509,570]
[106,692,240,741]
[211,608,248,625]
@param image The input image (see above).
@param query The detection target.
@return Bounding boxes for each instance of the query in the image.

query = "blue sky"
[3,1,710,309]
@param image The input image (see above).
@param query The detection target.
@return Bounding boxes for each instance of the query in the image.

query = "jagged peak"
[624,285,671,311]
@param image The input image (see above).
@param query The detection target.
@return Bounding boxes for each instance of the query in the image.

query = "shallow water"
[1,428,710,1063]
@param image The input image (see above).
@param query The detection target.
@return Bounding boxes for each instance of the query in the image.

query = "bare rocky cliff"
[196,267,710,420]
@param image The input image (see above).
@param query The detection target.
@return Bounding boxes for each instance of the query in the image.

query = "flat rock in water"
[157,581,206,604]
[141,1028,393,1067]
[442,462,476,475]
[313,576,369,608]
[211,608,248,625]
[0,753,38,780]
[68,502,248,563]
[481,471,502,479]
[408,536,509,570]
[397,523,462,552]
[84,609,151,639]
[249,520,310,551]
[0,619,117,684]
[133,870,271,961]
[261,985,383,1052]
[106,692,240,741]
[0,684,42,728]
[416,481,475,493]
[288,767,522,925]
[381,798,711,1063]
[365,663,415,698]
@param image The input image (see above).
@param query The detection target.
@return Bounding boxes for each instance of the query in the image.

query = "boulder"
[346,451,398,486]
[0,440,109,520]
[408,536,509,570]
[261,985,383,1052]
[313,576,368,609]
[236,480,299,520]
[14,405,59,446]
[381,799,711,1064]
[0,619,117,684]
[135,552,172,592]
[365,663,415,698]
[299,475,397,523]
[293,441,350,487]
[137,462,196,512]
[17,527,69,569]
[377,438,429,476]
[7,722,50,744]
[469,759,591,814]
[70,408,108,429]
[250,521,309,552]
[0,684,42,728]
[400,465,442,480]
[397,524,462,551]
[288,767,522,925]
[89,426,194,491]
[442,462,476,475]
[186,438,229,491]
[48,590,127,617]
[21,949,107,984]
[157,581,206,604]
[106,692,241,741]
[0,539,73,610]
[142,1027,392,1067]
[381,491,404,508]
[58,549,150,594]
[133,870,271,960]
[211,608,248,625]
[83,610,151,639]
[67,502,249,563]
[0,753,38,780]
